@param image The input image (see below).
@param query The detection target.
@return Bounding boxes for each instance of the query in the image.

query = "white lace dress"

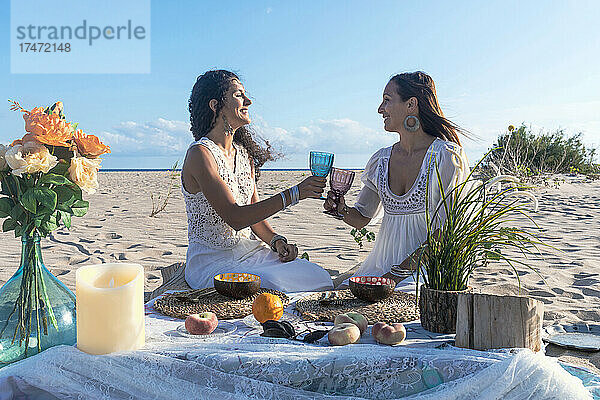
[350,138,470,291]
[183,137,333,292]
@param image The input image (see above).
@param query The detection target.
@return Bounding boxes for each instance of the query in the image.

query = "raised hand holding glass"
[309,151,334,200]
[324,167,355,219]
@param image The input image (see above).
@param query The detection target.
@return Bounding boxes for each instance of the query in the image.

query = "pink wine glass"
[324,167,355,219]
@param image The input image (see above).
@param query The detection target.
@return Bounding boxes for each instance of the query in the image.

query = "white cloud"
[100,118,191,155]
[253,116,396,155]
[100,105,599,168]
[102,116,396,159]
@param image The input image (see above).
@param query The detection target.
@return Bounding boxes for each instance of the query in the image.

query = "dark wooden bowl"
[349,276,395,302]
[213,273,261,299]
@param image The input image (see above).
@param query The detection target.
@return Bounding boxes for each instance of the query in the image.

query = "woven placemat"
[295,289,419,324]
[154,288,290,320]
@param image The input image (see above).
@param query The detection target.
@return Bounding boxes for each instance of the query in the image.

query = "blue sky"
[1,0,599,169]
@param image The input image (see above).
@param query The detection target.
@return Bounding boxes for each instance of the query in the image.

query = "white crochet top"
[182,137,254,249]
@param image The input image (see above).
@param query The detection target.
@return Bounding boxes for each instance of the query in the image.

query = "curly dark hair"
[189,70,276,179]
[390,71,467,145]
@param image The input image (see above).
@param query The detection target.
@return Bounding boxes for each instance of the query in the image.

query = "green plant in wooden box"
[417,149,543,333]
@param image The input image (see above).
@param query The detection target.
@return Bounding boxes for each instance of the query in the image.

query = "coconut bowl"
[213,273,261,299]
[349,276,395,302]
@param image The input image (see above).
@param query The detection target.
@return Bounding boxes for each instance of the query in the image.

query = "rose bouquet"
[0,100,110,364]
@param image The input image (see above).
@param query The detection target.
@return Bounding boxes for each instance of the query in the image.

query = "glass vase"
[0,234,76,367]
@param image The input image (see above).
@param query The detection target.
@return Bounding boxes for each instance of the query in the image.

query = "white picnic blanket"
[0,291,593,400]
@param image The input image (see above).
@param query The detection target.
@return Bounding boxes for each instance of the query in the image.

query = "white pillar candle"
[76,263,145,355]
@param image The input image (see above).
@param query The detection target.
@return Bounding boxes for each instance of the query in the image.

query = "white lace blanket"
[0,292,593,400]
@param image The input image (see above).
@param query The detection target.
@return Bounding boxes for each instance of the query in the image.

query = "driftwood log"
[419,287,472,334]
[455,293,544,352]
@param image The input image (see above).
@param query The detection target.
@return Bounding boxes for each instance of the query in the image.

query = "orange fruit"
[252,293,284,323]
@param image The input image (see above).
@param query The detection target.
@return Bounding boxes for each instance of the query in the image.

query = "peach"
[328,323,361,346]
[372,322,406,345]
[185,312,218,335]
[334,312,368,335]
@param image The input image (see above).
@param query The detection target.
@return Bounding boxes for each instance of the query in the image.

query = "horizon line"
[101,168,365,172]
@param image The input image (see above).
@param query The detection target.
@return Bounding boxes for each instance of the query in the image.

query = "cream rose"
[0,144,8,171]
[68,156,101,194]
[5,142,58,177]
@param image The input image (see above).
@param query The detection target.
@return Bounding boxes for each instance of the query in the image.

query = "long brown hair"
[390,72,465,145]
[189,70,276,179]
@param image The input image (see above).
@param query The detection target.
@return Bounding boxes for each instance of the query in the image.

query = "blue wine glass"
[310,151,334,200]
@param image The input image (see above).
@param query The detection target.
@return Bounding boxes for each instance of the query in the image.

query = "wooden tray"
[154,288,289,320]
[295,289,419,324]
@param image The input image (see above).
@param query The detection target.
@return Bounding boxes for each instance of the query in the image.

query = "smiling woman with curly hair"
[181,70,333,292]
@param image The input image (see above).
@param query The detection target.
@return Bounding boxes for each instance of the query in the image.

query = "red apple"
[372,322,406,345]
[328,323,361,346]
[334,312,368,335]
[185,312,218,335]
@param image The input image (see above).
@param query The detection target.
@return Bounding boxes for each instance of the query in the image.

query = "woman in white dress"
[182,70,333,292]
[324,71,470,289]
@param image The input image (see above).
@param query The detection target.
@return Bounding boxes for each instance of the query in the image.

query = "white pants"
[185,238,334,292]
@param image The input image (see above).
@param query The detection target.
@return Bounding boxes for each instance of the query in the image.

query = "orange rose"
[73,129,111,158]
[24,107,46,134]
[22,107,73,147]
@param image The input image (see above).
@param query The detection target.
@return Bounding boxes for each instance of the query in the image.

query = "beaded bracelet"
[269,234,288,252]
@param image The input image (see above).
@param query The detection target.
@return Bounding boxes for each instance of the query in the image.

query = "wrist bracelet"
[269,234,288,252]
[292,185,299,205]
[284,185,299,207]
[280,192,287,210]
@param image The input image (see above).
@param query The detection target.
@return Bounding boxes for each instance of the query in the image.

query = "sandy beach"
[1,170,599,371]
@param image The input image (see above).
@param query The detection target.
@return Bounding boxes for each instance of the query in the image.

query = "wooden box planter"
[455,293,544,352]
[418,286,473,334]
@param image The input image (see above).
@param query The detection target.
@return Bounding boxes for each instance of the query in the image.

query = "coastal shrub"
[477,124,599,181]
[150,161,179,217]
